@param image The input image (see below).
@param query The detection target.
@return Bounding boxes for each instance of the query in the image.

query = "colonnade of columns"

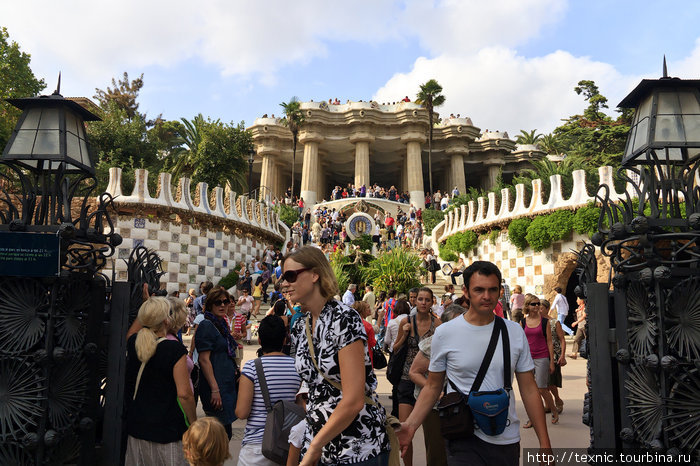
[257,133,491,209]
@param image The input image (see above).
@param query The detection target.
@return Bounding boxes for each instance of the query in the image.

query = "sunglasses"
[212,299,231,306]
[281,267,311,283]
[529,302,541,306]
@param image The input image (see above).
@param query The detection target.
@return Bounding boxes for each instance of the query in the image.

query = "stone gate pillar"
[401,132,426,209]
[299,131,323,207]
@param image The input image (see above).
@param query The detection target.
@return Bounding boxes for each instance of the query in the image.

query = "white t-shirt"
[552,293,569,316]
[429,316,534,445]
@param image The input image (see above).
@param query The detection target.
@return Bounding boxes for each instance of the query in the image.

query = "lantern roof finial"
[52,72,61,96]
[662,56,668,79]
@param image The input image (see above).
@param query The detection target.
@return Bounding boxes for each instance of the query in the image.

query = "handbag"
[437,317,512,439]
[385,316,416,386]
[305,316,400,466]
[254,358,306,465]
[372,344,388,370]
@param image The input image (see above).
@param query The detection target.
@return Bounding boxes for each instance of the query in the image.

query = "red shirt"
[363,320,377,367]
[493,302,504,318]
[385,216,394,227]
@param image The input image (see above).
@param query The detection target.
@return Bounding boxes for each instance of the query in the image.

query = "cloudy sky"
[2,0,699,135]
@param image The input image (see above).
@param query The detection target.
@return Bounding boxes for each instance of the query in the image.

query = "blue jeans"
[558,313,574,335]
[321,451,389,466]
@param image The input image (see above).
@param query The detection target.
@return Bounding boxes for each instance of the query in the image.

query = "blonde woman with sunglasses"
[282,246,390,466]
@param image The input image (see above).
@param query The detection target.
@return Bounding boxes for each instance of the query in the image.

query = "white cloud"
[374,48,640,135]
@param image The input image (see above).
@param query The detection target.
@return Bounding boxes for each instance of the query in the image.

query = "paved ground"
[186,307,591,466]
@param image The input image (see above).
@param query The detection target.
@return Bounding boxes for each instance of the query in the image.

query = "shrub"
[361,247,421,294]
[274,203,299,228]
[445,231,478,254]
[439,243,458,262]
[350,234,373,252]
[526,210,574,251]
[489,229,501,245]
[508,218,531,250]
[217,269,239,290]
[422,208,445,235]
[573,203,601,237]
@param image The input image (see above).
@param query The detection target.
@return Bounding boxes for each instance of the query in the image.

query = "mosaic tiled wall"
[459,230,591,296]
[112,214,267,294]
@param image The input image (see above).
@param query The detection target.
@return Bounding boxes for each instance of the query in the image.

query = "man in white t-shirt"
[552,286,573,336]
[397,261,552,465]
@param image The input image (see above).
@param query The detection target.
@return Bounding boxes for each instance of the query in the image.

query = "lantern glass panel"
[7,130,36,154]
[79,139,89,166]
[34,130,60,154]
[633,118,649,152]
[66,131,81,162]
[683,115,700,140]
[655,115,684,142]
[657,91,681,115]
[635,94,653,124]
[21,108,42,129]
[64,111,79,135]
[38,108,60,129]
[679,91,700,114]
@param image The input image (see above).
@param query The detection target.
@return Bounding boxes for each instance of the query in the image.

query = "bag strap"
[411,315,419,343]
[254,358,274,413]
[470,318,502,393]
[304,315,378,408]
[500,318,512,391]
[133,337,167,401]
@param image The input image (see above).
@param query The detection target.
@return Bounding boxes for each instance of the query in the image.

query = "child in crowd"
[182,417,231,466]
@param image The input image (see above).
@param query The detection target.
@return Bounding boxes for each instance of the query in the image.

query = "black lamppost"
[248,147,255,197]
[582,61,700,458]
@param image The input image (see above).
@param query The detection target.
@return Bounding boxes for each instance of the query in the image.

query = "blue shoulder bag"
[465,316,511,436]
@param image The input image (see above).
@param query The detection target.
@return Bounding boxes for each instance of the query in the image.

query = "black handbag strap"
[254,358,273,413]
[447,317,511,395]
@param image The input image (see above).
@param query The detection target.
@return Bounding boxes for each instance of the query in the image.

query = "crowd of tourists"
[122,243,581,465]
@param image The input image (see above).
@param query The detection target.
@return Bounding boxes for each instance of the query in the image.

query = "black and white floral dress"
[291,299,390,464]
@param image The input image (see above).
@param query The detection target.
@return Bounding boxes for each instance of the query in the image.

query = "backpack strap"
[133,337,167,401]
[254,358,274,414]
[541,317,547,339]
[470,318,502,393]
[500,318,512,391]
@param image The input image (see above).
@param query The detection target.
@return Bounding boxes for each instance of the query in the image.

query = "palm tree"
[515,129,543,145]
[170,113,206,179]
[416,80,445,199]
[280,97,305,198]
[539,134,559,155]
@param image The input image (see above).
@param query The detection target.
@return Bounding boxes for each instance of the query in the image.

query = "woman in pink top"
[521,294,558,426]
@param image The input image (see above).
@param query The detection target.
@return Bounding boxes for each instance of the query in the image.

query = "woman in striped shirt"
[235,315,302,466]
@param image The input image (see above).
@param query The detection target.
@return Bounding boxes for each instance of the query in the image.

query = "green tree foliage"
[280,97,305,197]
[416,79,445,196]
[89,100,162,193]
[274,203,299,228]
[217,269,239,290]
[362,247,421,294]
[351,234,373,252]
[525,210,574,251]
[572,203,602,237]
[0,27,46,151]
[515,129,543,145]
[539,134,559,154]
[421,208,445,235]
[94,72,144,121]
[507,217,531,250]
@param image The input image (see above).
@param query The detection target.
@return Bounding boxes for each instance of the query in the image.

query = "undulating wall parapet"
[105,167,286,241]
[436,166,631,242]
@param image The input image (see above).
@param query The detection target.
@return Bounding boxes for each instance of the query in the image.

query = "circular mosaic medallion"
[346,213,374,240]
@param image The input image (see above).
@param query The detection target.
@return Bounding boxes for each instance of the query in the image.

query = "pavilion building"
[248,100,545,208]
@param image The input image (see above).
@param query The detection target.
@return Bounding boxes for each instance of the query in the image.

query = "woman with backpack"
[235,315,301,466]
[521,294,558,427]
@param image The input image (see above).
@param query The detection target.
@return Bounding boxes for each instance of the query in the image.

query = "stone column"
[401,133,426,209]
[485,164,502,191]
[401,156,409,193]
[350,133,374,190]
[258,151,277,201]
[449,152,467,195]
[317,159,327,201]
[299,132,323,208]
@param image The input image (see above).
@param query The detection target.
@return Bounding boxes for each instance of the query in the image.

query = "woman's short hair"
[204,288,230,314]
[441,304,466,323]
[258,315,286,353]
[513,285,522,294]
[283,246,338,301]
[352,301,370,317]
[182,417,231,466]
[135,297,171,363]
[394,298,411,317]
[523,294,540,315]
[167,297,187,333]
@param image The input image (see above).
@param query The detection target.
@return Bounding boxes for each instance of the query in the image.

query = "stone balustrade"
[434,165,629,243]
[105,167,288,241]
